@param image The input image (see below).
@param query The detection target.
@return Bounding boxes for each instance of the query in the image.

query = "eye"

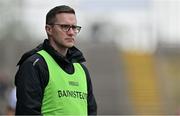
[75,26,81,30]
[71,25,76,30]
[61,25,71,30]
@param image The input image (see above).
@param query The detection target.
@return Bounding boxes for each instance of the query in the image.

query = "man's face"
[46,13,78,50]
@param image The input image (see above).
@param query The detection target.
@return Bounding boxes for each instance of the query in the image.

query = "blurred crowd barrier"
[78,41,180,115]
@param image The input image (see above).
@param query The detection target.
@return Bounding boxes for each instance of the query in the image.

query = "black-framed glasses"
[52,24,81,33]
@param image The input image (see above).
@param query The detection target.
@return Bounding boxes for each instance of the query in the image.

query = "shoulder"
[15,52,49,88]
[19,53,46,68]
[79,63,91,82]
[16,53,48,80]
[79,63,89,74]
[17,43,43,66]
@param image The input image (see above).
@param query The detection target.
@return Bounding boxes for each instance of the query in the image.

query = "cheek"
[56,33,65,40]
[52,30,62,38]
[53,32,66,42]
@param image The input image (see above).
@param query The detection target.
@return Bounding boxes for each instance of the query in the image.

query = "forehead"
[55,13,77,24]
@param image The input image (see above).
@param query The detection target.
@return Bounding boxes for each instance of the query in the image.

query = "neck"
[49,40,68,57]
[56,47,68,57]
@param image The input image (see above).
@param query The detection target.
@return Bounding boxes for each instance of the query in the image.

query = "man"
[15,5,97,115]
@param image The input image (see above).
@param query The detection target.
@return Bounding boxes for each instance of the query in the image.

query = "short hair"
[46,5,75,25]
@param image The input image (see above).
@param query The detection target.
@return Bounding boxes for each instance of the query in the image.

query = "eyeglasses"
[52,24,81,33]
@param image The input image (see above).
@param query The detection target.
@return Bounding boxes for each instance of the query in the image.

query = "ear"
[45,25,53,35]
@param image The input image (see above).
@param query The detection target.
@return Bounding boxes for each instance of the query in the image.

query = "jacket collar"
[17,39,86,66]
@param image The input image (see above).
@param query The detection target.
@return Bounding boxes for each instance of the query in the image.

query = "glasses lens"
[75,26,81,33]
[71,26,81,33]
[60,25,71,31]
[54,24,81,33]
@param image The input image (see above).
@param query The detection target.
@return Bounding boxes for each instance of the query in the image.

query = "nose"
[67,27,75,35]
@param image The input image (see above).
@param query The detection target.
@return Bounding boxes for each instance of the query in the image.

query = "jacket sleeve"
[80,64,97,115]
[15,55,48,115]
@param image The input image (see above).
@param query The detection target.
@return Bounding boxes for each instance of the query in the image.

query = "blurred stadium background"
[0,0,180,115]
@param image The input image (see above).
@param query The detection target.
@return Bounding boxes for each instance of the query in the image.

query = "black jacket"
[15,39,97,115]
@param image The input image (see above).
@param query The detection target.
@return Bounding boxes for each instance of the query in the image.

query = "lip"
[66,38,74,42]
